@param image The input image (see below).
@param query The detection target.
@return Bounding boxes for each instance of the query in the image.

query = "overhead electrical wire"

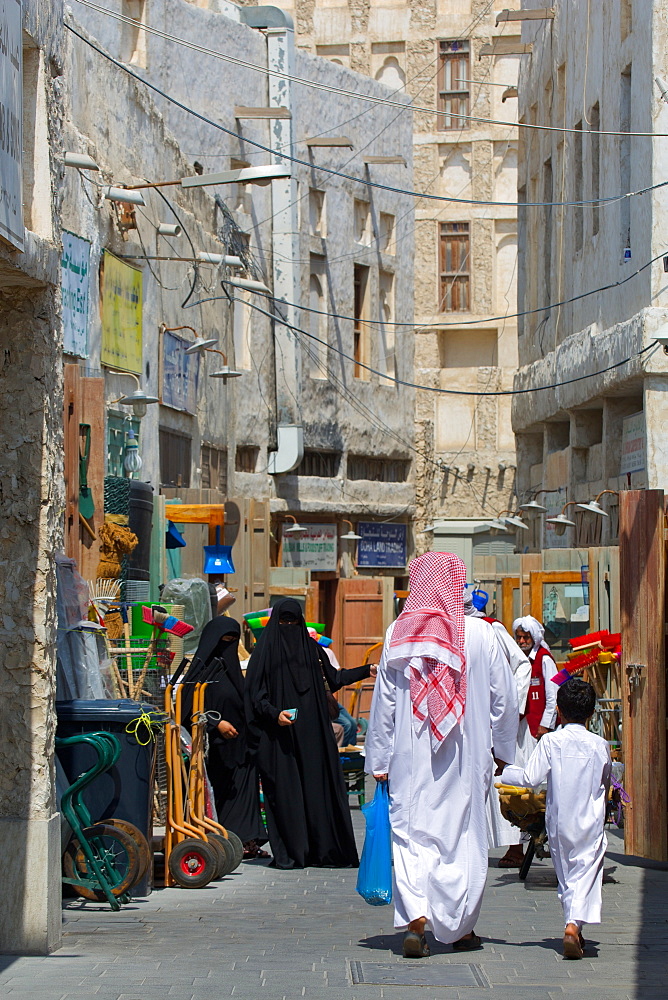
[67,12,664,415]
[197,2,499,269]
[71,0,668,140]
[216,292,661,398]
[67,4,519,510]
[132,242,666,335]
[64,22,668,211]
[293,310,488,507]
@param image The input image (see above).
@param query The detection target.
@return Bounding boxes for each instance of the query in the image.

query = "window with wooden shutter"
[201,444,228,494]
[347,455,410,482]
[353,263,370,379]
[439,222,470,312]
[437,40,470,131]
[295,450,342,477]
[235,446,259,473]
[159,427,192,487]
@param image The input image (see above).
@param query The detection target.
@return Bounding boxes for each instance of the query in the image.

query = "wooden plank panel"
[235,106,291,119]
[496,7,554,23]
[79,376,105,579]
[163,503,225,525]
[249,499,270,611]
[501,576,520,631]
[619,490,667,861]
[529,571,581,620]
[334,578,385,672]
[63,365,81,561]
[608,545,620,632]
[305,136,353,148]
[479,41,533,56]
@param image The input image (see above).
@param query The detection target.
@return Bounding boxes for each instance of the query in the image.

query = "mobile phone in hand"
[284,708,298,721]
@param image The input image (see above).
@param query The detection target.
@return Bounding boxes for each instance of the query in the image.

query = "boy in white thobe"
[366,553,518,957]
[501,678,611,959]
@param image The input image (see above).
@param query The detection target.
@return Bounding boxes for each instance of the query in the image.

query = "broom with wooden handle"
[119,603,134,699]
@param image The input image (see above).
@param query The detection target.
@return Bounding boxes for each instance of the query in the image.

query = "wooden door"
[619,490,667,861]
[247,498,270,612]
[63,364,81,561]
[529,570,589,662]
[79,376,106,579]
[501,576,520,631]
[333,578,385,714]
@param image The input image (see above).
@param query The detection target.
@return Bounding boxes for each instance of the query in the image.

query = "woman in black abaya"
[245,598,374,869]
[182,616,267,857]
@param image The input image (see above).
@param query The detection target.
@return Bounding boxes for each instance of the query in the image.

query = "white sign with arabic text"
[62,232,91,357]
[282,523,337,572]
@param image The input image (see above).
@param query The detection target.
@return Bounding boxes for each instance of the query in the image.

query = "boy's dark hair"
[557,677,596,723]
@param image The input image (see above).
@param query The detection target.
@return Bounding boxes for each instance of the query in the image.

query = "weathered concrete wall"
[513,0,668,548]
[64,7,256,490]
[231,0,521,525]
[71,1,415,521]
[0,0,64,955]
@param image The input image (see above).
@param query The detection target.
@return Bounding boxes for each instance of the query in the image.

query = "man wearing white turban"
[365,553,518,958]
[513,615,559,740]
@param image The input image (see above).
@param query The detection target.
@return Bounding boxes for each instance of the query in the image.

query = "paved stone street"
[1,805,666,1000]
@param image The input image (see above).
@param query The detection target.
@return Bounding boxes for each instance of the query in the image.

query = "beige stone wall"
[0,0,65,954]
[512,1,668,550]
[231,0,520,526]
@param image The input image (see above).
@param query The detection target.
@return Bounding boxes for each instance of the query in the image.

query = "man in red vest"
[513,616,558,739]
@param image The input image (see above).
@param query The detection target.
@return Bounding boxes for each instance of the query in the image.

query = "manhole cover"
[349,961,489,988]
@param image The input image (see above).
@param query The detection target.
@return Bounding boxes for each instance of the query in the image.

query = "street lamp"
[340,519,362,541]
[104,186,146,207]
[224,276,271,295]
[504,513,530,531]
[184,337,219,354]
[197,252,244,267]
[519,489,551,514]
[64,151,99,171]
[576,489,619,517]
[166,327,243,380]
[107,371,159,419]
[483,517,510,533]
[208,350,243,381]
[160,325,219,355]
[545,501,578,535]
[283,515,307,535]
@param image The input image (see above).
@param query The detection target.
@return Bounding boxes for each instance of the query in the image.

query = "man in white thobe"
[501,678,611,959]
[366,554,518,956]
[463,592,533,865]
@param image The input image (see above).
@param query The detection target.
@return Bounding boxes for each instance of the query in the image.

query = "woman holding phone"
[245,598,374,869]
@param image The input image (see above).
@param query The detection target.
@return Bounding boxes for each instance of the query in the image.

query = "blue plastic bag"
[356,781,393,905]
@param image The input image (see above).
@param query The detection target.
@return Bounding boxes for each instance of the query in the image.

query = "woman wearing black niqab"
[182,616,267,855]
[245,598,372,869]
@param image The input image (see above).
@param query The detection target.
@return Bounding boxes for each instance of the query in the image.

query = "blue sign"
[162,330,200,413]
[357,522,407,568]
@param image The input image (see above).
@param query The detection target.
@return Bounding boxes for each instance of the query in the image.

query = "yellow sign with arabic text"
[101,250,143,374]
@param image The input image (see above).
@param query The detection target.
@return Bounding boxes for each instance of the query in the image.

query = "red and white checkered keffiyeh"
[389,552,467,750]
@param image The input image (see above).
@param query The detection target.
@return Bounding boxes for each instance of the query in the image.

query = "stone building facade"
[0,0,65,955]
[240,0,523,562]
[512,0,668,551]
[73,0,416,601]
[0,0,415,956]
